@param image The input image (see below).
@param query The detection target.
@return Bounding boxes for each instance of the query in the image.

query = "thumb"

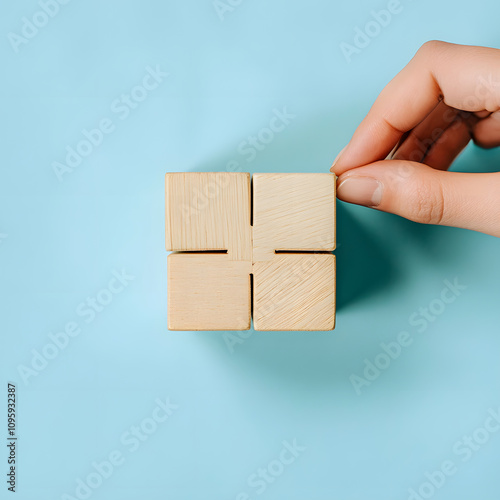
[336,161,500,237]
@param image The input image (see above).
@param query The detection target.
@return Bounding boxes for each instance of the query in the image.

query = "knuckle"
[408,177,445,225]
[419,40,445,54]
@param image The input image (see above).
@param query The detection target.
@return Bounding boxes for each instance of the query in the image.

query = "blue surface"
[1,1,500,499]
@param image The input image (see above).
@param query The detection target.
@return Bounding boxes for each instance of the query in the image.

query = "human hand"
[330,41,500,237]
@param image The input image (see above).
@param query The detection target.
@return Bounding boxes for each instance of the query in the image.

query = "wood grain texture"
[166,172,336,331]
[167,253,252,331]
[165,172,251,261]
[253,254,336,331]
[253,173,336,262]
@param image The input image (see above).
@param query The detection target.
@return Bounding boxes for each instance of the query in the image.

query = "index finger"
[331,41,500,175]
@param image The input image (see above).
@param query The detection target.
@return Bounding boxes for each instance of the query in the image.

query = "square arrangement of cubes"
[165,172,336,331]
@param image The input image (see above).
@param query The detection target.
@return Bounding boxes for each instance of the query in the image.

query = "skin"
[330,41,500,237]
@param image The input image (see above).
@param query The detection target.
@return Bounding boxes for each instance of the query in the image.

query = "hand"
[330,41,500,237]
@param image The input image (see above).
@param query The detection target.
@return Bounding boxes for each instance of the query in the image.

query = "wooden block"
[252,173,336,331]
[165,172,336,331]
[167,254,252,331]
[165,172,251,261]
[253,173,336,262]
[253,254,336,331]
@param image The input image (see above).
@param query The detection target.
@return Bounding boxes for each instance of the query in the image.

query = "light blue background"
[1,1,500,499]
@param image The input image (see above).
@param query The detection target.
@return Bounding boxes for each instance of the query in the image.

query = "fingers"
[336,160,500,237]
[422,118,471,170]
[391,102,458,162]
[331,41,500,175]
[472,111,500,148]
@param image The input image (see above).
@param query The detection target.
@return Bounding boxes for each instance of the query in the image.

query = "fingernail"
[337,176,383,207]
[330,146,347,171]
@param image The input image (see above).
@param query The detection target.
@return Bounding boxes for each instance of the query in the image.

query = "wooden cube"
[165,172,336,331]
[167,254,251,331]
[165,172,251,261]
[253,173,336,262]
[253,254,335,331]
